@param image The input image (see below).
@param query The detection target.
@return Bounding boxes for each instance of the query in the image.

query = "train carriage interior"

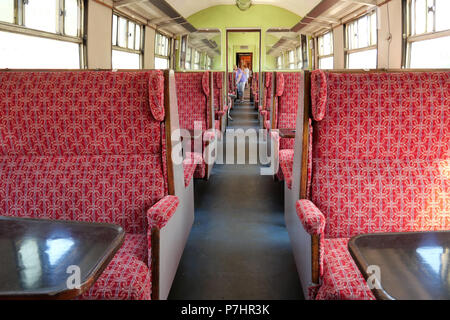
[0,0,449,308]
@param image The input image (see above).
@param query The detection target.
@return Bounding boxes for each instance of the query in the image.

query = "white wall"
[87,0,112,69]
[378,0,403,69]
[144,26,156,69]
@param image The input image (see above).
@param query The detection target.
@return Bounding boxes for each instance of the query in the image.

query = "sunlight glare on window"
[64,0,79,37]
[410,36,450,68]
[112,15,118,46]
[347,49,377,69]
[319,56,333,69]
[24,0,58,33]
[0,0,15,24]
[118,17,127,47]
[0,31,80,69]
[435,0,450,32]
[135,25,141,50]
[112,49,140,69]
[155,57,169,69]
[128,21,135,49]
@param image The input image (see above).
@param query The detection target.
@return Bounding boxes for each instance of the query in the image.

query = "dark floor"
[168,89,304,300]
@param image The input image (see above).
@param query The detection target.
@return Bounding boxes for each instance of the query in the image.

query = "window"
[345,11,377,69]
[185,47,192,69]
[296,46,303,69]
[406,0,450,68]
[155,32,171,69]
[318,31,333,69]
[276,55,283,70]
[193,50,200,70]
[112,14,142,69]
[0,0,83,69]
[288,50,295,69]
[207,56,212,70]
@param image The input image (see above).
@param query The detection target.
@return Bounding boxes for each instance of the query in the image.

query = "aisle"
[168,89,304,299]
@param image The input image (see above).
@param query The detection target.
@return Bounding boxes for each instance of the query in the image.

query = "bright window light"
[319,56,333,69]
[410,36,450,68]
[347,49,377,69]
[0,31,80,69]
[155,57,169,69]
[112,49,140,69]
[24,0,58,33]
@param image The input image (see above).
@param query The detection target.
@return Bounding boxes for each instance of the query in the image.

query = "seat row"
[0,69,230,300]
[258,69,449,299]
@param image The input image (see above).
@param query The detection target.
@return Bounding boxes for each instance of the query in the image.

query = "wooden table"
[0,216,124,299]
[348,231,450,300]
[279,128,296,138]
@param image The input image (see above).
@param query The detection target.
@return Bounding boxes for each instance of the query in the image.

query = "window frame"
[404,0,450,68]
[317,31,334,69]
[0,0,85,68]
[344,10,378,69]
[154,31,171,70]
[111,12,143,69]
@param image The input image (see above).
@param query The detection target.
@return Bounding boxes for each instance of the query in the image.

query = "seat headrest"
[276,73,284,97]
[149,71,165,121]
[215,72,223,89]
[202,71,210,97]
[265,72,272,88]
[311,70,327,121]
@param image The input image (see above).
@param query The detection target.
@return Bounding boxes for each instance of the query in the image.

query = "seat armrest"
[270,130,280,175]
[147,195,180,230]
[295,199,325,236]
[215,110,226,118]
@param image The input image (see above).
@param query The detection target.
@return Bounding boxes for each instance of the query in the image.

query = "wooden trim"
[164,69,175,196]
[150,227,160,300]
[299,71,311,200]
[311,234,320,284]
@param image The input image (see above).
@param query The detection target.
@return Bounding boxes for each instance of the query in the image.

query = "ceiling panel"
[165,0,321,18]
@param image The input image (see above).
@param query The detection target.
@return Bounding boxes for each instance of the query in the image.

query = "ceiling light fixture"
[236,0,252,11]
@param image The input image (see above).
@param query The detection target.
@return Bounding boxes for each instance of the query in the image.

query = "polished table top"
[0,216,124,299]
[348,231,450,300]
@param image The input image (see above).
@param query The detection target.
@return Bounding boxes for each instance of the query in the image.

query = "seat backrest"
[175,72,211,131]
[252,72,259,98]
[274,72,303,149]
[263,72,273,111]
[310,70,450,238]
[0,70,168,233]
[213,72,224,113]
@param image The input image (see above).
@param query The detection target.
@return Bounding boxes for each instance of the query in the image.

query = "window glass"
[64,0,79,37]
[112,15,118,46]
[24,0,58,33]
[0,30,80,69]
[408,0,450,68]
[347,49,377,69]
[128,21,135,49]
[112,50,140,69]
[0,1,15,24]
[155,57,169,69]
[435,0,450,32]
[135,25,141,50]
[117,17,127,48]
[319,56,333,69]
[410,36,450,68]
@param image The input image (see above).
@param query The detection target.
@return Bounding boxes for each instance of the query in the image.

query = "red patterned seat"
[272,72,303,181]
[296,70,450,300]
[279,149,294,189]
[213,72,226,133]
[315,239,375,300]
[251,72,259,105]
[0,70,179,300]
[259,72,272,123]
[175,72,214,179]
